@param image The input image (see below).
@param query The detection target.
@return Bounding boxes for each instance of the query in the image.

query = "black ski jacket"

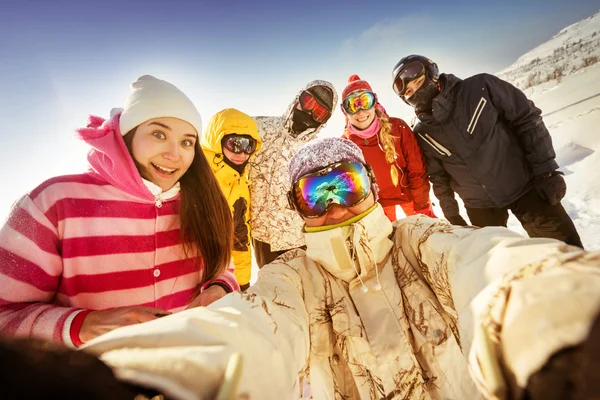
[413,73,559,217]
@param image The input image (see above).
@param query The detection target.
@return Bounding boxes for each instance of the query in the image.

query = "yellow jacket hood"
[201,108,262,160]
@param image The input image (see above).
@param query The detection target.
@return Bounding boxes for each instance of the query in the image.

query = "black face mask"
[291,109,321,135]
[407,78,439,114]
[222,155,248,175]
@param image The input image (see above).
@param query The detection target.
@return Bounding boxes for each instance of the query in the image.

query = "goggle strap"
[365,163,376,182]
[287,191,296,210]
[301,90,330,109]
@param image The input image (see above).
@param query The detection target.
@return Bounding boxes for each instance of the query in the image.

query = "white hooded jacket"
[248,80,338,251]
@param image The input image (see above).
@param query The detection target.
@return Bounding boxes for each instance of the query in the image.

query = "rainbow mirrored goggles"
[342,91,376,115]
[287,161,375,218]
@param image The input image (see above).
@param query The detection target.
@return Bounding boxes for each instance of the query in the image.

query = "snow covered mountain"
[494,9,600,250]
[497,10,600,90]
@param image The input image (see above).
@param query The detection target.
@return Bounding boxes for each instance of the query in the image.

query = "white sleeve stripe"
[62,310,84,348]
[418,133,445,155]
[467,97,487,134]
[419,133,453,157]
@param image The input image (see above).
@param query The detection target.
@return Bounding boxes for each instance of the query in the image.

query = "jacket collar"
[143,179,180,198]
[304,204,393,283]
[419,73,461,124]
[345,130,379,146]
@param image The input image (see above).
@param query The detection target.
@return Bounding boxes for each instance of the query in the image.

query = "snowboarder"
[391,54,583,248]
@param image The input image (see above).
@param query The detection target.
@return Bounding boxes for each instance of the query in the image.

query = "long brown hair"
[123,128,233,287]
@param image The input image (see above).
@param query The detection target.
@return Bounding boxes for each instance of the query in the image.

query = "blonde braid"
[375,108,400,186]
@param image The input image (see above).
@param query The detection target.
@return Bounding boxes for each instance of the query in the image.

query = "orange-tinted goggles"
[298,90,331,123]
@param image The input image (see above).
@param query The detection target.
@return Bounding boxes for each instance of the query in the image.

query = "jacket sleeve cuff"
[205,282,233,294]
[531,160,559,176]
[202,269,240,293]
[441,204,460,219]
[62,309,91,348]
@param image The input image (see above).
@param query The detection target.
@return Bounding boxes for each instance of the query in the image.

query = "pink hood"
[76,113,154,201]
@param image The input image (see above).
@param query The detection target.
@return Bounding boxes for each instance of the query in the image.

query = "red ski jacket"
[344,117,431,209]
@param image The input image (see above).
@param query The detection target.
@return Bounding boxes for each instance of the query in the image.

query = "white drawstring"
[350,224,382,292]
[348,228,369,293]
[374,266,382,291]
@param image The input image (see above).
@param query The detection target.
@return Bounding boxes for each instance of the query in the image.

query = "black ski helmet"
[391,55,439,105]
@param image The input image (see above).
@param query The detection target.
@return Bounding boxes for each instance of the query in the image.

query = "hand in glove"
[534,170,566,206]
[446,214,468,226]
[414,202,437,218]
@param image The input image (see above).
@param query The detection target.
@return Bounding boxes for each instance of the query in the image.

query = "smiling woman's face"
[347,107,376,131]
[130,117,197,191]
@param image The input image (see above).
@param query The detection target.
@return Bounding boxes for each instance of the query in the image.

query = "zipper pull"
[155,197,163,208]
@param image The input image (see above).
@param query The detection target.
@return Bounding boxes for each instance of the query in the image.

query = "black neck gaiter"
[291,109,321,136]
[222,156,248,175]
[407,78,439,114]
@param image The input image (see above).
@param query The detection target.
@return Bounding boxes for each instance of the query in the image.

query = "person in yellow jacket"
[201,108,262,290]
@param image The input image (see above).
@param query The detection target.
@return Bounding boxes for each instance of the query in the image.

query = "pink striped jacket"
[0,114,239,347]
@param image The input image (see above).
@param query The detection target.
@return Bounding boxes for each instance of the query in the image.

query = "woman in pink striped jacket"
[0,75,239,347]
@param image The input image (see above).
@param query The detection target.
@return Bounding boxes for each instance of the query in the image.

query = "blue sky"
[1,0,599,219]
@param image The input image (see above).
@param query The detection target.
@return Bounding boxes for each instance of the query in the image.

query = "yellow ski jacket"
[201,108,262,286]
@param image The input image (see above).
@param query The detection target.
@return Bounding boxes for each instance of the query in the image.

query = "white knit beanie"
[118,75,203,137]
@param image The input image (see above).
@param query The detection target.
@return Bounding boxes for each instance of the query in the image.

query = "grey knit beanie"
[288,137,378,199]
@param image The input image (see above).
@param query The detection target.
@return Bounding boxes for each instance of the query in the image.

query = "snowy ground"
[518,63,600,250]
[496,12,600,251]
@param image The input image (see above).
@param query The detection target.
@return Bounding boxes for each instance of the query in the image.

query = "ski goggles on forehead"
[342,91,376,115]
[223,135,257,155]
[288,161,374,218]
[392,61,425,97]
[298,90,331,123]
